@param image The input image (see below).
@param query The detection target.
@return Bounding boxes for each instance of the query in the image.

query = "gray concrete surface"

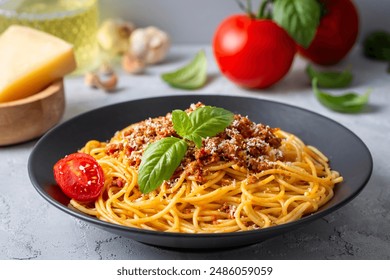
[0,45,389,259]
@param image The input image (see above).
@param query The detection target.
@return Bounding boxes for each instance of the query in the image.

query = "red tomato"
[297,0,359,65]
[53,153,104,202]
[213,15,296,89]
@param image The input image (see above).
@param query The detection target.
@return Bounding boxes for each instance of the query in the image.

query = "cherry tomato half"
[297,0,359,65]
[53,153,104,202]
[213,15,296,89]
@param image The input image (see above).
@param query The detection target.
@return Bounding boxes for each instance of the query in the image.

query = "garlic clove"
[85,64,118,92]
[122,52,146,74]
[84,72,100,89]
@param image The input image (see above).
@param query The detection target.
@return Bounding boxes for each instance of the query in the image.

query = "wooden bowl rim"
[0,78,64,108]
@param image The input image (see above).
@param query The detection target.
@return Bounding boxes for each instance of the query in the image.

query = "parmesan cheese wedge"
[0,25,77,103]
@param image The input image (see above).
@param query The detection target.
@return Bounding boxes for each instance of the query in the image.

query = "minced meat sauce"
[105,103,283,183]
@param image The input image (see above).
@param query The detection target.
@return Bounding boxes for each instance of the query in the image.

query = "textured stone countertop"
[0,45,389,260]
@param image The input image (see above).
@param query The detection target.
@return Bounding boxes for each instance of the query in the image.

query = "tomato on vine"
[297,0,359,65]
[213,13,296,89]
[212,0,298,89]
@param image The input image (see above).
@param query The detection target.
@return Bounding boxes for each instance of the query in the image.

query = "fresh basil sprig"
[183,106,235,148]
[138,106,234,193]
[306,64,353,88]
[161,50,207,90]
[273,0,321,48]
[312,78,370,113]
[138,138,188,194]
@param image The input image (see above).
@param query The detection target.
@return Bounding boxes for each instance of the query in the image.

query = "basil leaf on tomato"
[138,137,188,194]
[306,65,353,88]
[273,0,321,48]
[312,78,370,113]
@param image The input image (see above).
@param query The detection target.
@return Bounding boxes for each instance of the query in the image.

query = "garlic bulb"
[129,26,170,64]
[97,19,135,55]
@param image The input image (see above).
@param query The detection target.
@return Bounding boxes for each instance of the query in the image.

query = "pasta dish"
[55,103,343,233]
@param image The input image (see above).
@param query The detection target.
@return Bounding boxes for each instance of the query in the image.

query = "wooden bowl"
[0,79,65,146]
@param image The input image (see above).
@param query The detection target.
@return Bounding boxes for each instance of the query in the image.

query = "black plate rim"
[28,94,373,240]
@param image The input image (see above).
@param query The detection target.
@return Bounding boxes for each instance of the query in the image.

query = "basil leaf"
[185,134,203,149]
[306,64,353,88]
[161,50,207,90]
[363,31,390,61]
[312,78,370,113]
[189,106,234,146]
[138,106,234,193]
[138,137,188,193]
[273,0,321,48]
[172,110,192,137]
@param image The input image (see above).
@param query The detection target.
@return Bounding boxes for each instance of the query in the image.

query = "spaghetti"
[70,103,343,233]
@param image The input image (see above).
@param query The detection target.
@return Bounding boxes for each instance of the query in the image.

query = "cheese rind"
[0,25,77,103]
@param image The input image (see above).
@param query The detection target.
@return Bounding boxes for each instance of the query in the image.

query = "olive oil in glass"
[0,0,99,73]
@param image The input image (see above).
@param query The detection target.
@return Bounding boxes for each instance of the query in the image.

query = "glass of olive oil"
[0,0,99,74]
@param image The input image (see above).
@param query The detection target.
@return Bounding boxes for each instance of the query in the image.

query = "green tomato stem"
[235,0,255,18]
[257,0,268,18]
[257,0,274,19]
[246,0,253,17]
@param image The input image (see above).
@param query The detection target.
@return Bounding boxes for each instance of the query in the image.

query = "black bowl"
[28,95,373,249]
